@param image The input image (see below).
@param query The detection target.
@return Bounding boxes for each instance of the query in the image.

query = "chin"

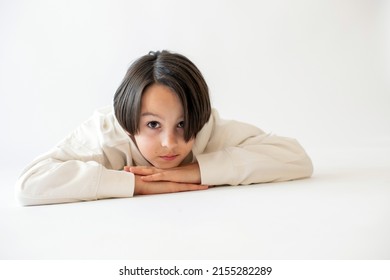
[153,160,181,169]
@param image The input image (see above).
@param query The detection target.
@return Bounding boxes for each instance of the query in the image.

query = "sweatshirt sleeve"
[15,109,135,206]
[195,112,313,186]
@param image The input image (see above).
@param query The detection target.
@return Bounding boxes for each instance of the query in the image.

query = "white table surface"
[1,147,389,260]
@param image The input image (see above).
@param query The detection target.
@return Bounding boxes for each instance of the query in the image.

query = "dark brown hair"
[113,50,211,142]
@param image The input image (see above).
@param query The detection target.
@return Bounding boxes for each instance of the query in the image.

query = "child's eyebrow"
[141,112,162,119]
[141,112,184,121]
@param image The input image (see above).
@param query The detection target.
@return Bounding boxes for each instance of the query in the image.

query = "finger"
[129,166,158,176]
[173,183,209,192]
[137,182,208,195]
[124,166,144,174]
[141,173,166,182]
[123,166,130,172]
[124,166,147,173]
[188,184,209,191]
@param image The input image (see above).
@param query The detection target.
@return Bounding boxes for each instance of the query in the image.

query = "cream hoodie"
[16,107,313,206]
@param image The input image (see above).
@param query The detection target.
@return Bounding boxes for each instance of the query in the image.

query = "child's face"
[133,83,195,169]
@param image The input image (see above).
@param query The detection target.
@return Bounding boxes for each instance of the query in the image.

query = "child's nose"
[161,130,178,148]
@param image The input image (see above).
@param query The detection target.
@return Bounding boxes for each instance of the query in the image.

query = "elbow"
[15,177,36,206]
[15,195,34,207]
[290,139,314,180]
[294,152,314,180]
[15,186,31,207]
[15,174,49,206]
[302,155,314,178]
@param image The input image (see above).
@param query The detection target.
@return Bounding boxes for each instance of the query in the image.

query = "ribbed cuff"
[196,151,237,186]
[97,168,135,199]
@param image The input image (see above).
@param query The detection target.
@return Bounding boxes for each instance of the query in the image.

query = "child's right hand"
[133,175,208,195]
[126,163,201,184]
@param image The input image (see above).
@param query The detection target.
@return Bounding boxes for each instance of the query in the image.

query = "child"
[16,50,313,206]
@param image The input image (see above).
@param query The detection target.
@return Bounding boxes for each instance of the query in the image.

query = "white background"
[1,0,389,172]
[1,1,390,267]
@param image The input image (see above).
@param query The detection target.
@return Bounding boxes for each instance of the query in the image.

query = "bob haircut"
[113,50,212,142]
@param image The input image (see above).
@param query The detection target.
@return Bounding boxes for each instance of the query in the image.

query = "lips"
[160,155,179,161]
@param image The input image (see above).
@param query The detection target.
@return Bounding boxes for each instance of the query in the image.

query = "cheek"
[183,139,195,153]
[134,135,159,155]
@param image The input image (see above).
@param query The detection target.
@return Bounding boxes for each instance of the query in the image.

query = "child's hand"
[124,163,208,195]
[124,163,202,184]
[133,175,208,195]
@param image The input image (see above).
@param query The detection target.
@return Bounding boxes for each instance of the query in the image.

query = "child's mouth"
[160,155,179,161]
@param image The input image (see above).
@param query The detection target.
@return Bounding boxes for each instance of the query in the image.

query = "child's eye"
[147,121,160,129]
[177,121,185,128]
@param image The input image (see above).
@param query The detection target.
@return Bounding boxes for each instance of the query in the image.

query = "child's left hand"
[124,163,201,184]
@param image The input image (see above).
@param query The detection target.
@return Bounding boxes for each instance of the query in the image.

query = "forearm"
[16,158,134,206]
[196,136,313,186]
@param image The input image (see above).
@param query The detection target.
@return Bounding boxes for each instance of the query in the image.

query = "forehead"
[141,83,183,117]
